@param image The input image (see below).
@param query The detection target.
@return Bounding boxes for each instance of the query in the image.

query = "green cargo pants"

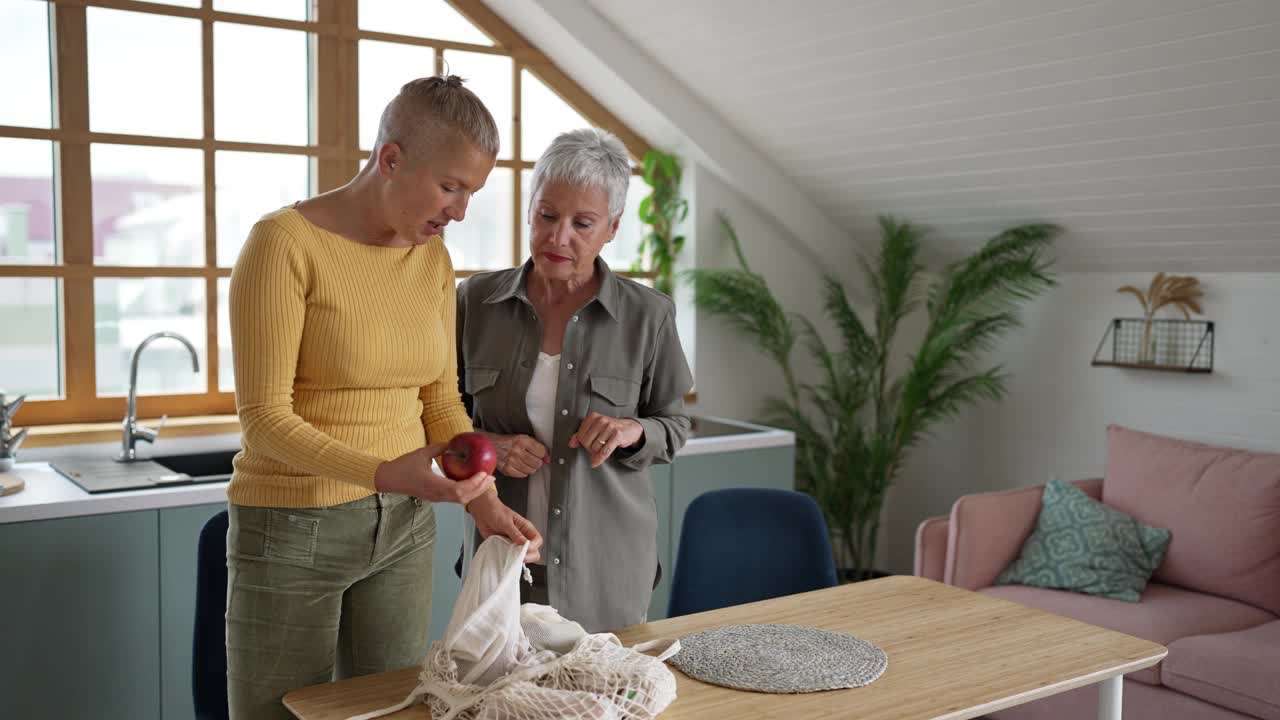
[226,493,434,719]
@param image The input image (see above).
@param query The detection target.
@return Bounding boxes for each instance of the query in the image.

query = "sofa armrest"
[913,515,950,581]
[944,478,1103,590]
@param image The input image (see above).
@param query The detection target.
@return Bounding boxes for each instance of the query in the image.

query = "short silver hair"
[529,128,631,223]
[374,75,500,158]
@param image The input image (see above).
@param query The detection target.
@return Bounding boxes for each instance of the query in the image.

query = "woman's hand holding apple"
[373,441,494,505]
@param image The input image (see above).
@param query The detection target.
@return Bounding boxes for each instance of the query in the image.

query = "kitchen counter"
[0,464,230,524]
[681,414,794,455]
[1,415,792,524]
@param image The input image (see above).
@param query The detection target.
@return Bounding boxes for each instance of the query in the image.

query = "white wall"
[884,272,1280,574]
[683,162,836,424]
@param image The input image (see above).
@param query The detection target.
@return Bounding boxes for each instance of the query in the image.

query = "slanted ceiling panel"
[587,0,1280,270]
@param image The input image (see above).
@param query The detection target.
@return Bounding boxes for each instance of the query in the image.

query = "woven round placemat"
[669,624,887,694]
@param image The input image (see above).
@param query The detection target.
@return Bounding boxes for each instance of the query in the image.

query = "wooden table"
[284,575,1165,720]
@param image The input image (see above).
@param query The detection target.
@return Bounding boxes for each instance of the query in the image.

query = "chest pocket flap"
[589,374,641,407]
[465,366,501,394]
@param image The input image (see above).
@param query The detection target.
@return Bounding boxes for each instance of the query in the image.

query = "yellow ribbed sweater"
[226,208,474,508]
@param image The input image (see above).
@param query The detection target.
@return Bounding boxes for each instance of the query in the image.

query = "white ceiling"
[584,0,1280,271]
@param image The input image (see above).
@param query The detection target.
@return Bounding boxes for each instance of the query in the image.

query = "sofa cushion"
[980,583,1277,685]
[1164,620,1280,720]
[995,478,1170,601]
[1103,424,1280,615]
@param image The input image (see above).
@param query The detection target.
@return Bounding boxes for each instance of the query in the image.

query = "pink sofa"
[914,425,1280,720]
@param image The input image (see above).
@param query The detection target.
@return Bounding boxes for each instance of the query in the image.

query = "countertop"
[0,463,230,524]
[0,415,792,524]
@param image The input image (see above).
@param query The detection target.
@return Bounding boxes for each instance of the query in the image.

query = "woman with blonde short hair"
[226,76,542,719]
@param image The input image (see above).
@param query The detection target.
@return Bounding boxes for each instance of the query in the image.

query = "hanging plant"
[633,148,688,296]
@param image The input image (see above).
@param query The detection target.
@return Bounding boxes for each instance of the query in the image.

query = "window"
[1,0,650,426]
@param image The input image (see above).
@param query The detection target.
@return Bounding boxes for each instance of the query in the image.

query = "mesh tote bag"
[348,536,680,720]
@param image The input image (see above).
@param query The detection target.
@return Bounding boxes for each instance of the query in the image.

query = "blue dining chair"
[667,487,838,617]
[193,509,229,720]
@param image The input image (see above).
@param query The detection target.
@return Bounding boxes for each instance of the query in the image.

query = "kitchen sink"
[152,449,237,481]
[51,449,238,494]
[688,416,768,439]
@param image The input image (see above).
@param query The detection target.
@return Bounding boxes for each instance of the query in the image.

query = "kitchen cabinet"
[160,503,228,720]
[0,510,162,719]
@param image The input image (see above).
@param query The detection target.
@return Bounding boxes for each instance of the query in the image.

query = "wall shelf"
[1091,318,1214,374]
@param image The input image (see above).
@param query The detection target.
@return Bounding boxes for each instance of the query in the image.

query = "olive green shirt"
[456,258,693,632]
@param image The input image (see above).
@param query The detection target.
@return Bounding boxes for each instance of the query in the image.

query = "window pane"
[215,23,310,145]
[0,277,61,399]
[521,171,648,271]
[0,2,52,129]
[92,144,204,267]
[610,174,651,271]
[95,278,207,396]
[443,51,511,160]
[0,138,57,264]
[359,41,436,151]
[216,151,309,267]
[131,0,202,7]
[521,70,589,162]
[217,277,233,392]
[88,8,201,138]
[214,0,307,21]
[442,167,511,270]
[359,0,492,45]
[520,170,531,262]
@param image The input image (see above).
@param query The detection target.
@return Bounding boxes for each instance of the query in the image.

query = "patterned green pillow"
[996,478,1171,601]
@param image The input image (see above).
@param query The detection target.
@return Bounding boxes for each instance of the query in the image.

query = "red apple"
[441,432,498,480]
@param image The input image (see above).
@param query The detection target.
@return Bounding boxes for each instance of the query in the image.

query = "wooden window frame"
[6,0,653,427]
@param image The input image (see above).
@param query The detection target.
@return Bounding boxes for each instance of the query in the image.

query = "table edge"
[932,647,1169,720]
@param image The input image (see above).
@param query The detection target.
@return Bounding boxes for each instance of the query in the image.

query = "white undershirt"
[523,352,560,565]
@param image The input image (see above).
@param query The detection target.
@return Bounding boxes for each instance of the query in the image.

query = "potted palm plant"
[688,215,1060,580]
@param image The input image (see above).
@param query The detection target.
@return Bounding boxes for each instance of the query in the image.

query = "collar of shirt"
[482,256,622,323]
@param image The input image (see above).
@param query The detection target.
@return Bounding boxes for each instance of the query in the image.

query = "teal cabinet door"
[0,511,162,719]
[648,463,673,621]
[429,501,466,643]
[669,446,795,575]
[159,502,228,720]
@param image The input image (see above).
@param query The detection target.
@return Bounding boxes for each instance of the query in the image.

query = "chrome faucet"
[117,331,200,462]
[0,391,29,472]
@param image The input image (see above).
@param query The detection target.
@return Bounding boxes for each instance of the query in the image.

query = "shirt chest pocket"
[588,373,641,418]
[465,366,501,412]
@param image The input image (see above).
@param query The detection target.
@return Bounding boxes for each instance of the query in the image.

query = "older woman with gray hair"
[457,128,693,632]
